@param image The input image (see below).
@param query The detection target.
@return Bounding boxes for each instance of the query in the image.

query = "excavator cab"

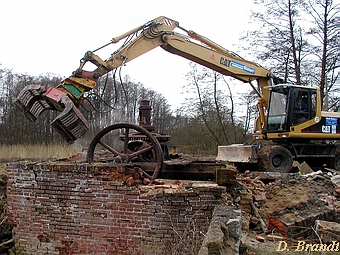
[266,84,317,133]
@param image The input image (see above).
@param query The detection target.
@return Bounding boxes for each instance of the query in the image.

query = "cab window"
[291,90,316,125]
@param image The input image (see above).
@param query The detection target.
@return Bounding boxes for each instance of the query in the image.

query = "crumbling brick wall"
[6,162,225,254]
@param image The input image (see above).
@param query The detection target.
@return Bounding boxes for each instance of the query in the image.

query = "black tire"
[328,154,340,171]
[257,145,293,173]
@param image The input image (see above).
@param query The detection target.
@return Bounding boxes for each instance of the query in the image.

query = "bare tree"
[302,0,339,110]
[242,0,339,109]
[236,89,259,141]
[183,63,230,145]
[176,62,256,152]
[243,0,310,84]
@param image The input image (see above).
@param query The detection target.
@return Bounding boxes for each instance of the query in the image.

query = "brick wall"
[6,162,226,255]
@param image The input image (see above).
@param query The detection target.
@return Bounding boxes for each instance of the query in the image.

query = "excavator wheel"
[328,154,340,171]
[257,145,293,173]
[86,123,163,181]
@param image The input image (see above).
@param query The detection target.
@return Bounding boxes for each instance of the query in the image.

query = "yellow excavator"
[14,16,340,177]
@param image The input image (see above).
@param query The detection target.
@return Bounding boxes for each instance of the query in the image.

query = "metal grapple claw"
[14,84,51,122]
[14,84,89,144]
[51,95,89,144]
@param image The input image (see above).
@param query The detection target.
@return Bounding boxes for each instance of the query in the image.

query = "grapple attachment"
[51,95,89,144]
[14,84,52,122]
[14,85,89,144]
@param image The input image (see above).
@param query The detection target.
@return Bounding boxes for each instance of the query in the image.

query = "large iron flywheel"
[86,123,163,181]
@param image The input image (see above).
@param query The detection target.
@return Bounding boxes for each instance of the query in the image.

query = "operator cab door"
[289,88,317,126]
[266,85,317,133]
[266,85,290,132]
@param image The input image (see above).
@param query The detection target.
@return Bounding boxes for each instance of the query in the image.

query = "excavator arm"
[14,16,276,143]
[75,17,274,94]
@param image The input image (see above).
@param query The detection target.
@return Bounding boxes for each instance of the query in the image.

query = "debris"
[302,170,323,177]
[325,167,340,175]
[255,236,265,242]
[234,196,241,203]
[139,186,153,193]
[0,239,13,247]
[125,176,135,186]
[331,175,340,187]
[237,169,339,250]
[114,155,122,163]
[266,234,284,241]
[250,201,268,234]
[142,178,151,185]
[333,201,340,212]
[295,161,314,174]
[173,180,181,185]
[152,179,165,185]
[216,168,237,185]
[267,198,336,239]
[334,187,340,197]
[315,220,340,243]
[67,152,87,162]
[185,182,193,189]
[154,185,171,189]
[250,216,260,226]
[198,206,241,255]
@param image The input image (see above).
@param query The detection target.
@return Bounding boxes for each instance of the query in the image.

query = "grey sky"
[1,0,255,108]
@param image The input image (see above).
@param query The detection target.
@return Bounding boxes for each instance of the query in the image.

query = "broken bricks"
[237,168,340,242]
[315,220,340,243]
[267,198,336,239]
[198,206,241,255]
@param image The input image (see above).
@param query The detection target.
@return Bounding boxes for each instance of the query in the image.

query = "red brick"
[6,162,222,254]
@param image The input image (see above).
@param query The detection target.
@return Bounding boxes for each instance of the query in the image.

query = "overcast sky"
[1,0,257,109]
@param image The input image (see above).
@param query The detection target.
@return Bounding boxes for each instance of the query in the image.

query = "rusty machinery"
[86,100,171,181]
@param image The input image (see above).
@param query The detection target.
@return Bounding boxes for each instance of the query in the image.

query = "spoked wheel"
[86,123,163,181]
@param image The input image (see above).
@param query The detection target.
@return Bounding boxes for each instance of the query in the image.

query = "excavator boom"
[14,16,274,143]
[14,16,339,152]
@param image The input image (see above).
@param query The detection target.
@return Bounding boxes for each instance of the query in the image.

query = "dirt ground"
[259,172,335,217]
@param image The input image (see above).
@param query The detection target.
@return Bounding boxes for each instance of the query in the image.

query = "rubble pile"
[235,168,340,253]
[138,167,340,254]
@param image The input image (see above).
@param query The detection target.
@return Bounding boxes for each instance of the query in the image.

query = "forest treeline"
[0,69,249,155]
[0,69,173,145]
[0,0,338,156]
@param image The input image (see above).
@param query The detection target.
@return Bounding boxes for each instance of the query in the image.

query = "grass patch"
[0,164,6,174]
[0,144,78,161]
